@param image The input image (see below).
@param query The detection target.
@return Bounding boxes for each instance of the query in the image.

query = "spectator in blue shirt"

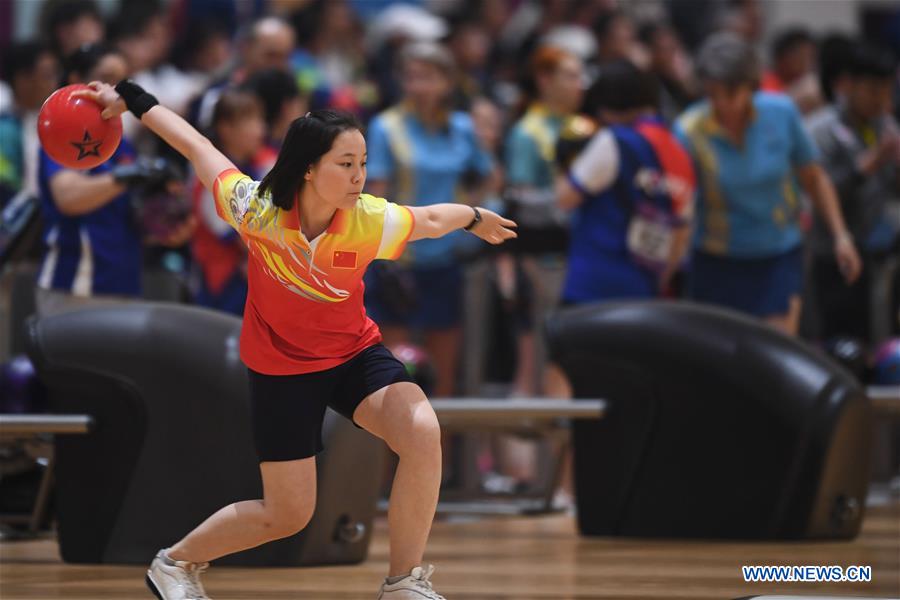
[676,33,861,335]
[35,44,190,316]
[557,60,697,303]
[364,41,495,397]
[0,42,59,206]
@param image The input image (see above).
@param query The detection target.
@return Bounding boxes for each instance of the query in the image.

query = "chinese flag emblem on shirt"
[332,250,358,269]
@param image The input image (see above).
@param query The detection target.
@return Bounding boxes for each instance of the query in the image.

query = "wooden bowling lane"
[1,502,897,599]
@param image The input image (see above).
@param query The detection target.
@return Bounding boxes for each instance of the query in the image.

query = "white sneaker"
[377,565,446,599]
[145,549,211,600]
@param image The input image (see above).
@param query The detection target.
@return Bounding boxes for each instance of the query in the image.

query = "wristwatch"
[463,207,482,231]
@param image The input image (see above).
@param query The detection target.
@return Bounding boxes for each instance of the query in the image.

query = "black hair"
[1,41,52,84]
[62,42,122,85]
[288,0,326,48]
[241,69,302,129]
[771,27,815,62]
[258,110,362,210]
[171,17,232,71]
[108,0,165,42]
[583,60,660,113]
[846,42,897,80]
[40,0,102,53]
[211,88,263,126]
[637,21,666,47]
[593,11,627,43]
[818,33,855,101]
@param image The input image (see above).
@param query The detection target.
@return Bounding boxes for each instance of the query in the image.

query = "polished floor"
[0,501,897,600]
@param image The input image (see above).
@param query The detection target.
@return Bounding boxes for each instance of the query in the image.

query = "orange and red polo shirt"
[213,168,414,375]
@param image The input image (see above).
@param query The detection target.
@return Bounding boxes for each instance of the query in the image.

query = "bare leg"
[543,362,575,501]
[354,382,442,577]
[543,362,573,399]
[511,332,537,395]
[424,328,461,397]
[167,458,317,563]
[764,295,802,337]
[494,434,537,483]
[425,327,460,487]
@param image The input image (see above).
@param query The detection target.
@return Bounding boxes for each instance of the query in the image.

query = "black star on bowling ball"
[70,130,103,161]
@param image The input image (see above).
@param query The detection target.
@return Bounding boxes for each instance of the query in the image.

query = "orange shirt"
[213,168,414,374]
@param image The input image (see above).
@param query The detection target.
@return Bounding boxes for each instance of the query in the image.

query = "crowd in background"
[1,0,899,403]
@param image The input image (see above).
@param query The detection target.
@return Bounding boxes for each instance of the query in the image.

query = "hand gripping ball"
[37,84,122,169]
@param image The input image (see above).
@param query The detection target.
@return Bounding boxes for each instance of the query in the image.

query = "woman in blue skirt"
[676,33,861,335]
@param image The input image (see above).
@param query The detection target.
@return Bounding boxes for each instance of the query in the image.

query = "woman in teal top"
[675,33,861,335]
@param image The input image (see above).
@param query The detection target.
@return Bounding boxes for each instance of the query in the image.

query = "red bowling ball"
[37,84,122,170]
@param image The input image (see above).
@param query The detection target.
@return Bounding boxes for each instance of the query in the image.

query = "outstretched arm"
[73,81,235,191]
[407,204,517,245]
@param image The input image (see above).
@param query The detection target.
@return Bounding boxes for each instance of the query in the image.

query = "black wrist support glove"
[114,79,158,119]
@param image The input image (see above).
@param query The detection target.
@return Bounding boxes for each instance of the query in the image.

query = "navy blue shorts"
[688,246,804,317]
[364,263,463,329]
[247,344,412,462]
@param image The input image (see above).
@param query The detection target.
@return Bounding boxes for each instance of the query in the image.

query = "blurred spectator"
[364,41,495,397]
[676,33,861,335]
[470,96,504,158]
[638,21,698,123]
[762,27,823,114]
[545,60,696,503]
[241,68,307,150]
[556,60,696,305]
[287,0,376,117]
[39,0,104,59]
[503,45,584,397]
[63,42,128,86]
[364,3,448,108]
[806,42,900,342]
[501,0,594,70]
[192,89,275,315]
[0,42,59,204]
[189,16,295,132]
[111,0,209,151]
[240,16,294,74]
[593,10,648,68]
[35,43,189,316]
[473,91,533,494]
[170,18,233,81]
[448,18,494,109]
[818,33,855,105]
[667,0,720,52]
[169,0,263,38]
[717,0,764,44]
